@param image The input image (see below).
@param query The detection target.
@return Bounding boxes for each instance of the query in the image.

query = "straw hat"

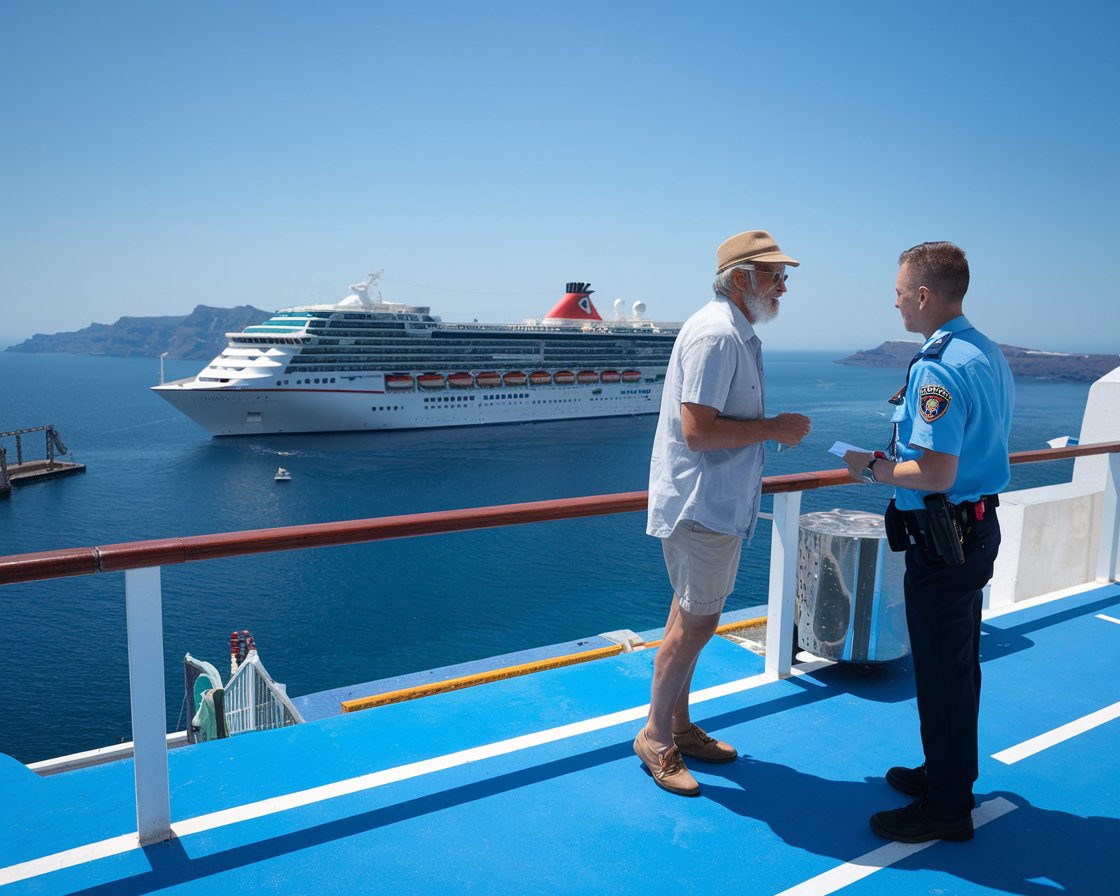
[716,230,800,272]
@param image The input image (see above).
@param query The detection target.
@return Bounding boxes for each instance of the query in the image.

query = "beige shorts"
[661,520,742,616]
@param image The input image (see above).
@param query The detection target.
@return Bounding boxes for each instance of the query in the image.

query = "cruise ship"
[152,274,681,436]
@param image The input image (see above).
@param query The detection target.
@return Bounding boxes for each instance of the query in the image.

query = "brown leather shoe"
[673,724,738,763]
[633,728,700,796]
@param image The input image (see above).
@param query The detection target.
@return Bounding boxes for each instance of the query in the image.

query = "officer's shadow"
[698,755,1114,896]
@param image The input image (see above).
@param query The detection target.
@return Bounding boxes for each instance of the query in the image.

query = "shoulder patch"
[918,383,952,422]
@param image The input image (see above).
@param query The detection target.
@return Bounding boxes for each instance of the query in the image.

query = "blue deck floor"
[2,584,1118,895]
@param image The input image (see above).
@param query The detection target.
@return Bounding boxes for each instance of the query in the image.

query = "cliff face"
[5,305,273,360]
[837,341,1119,382]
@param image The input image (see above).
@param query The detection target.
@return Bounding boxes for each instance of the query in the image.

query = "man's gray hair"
[713,265,754,298]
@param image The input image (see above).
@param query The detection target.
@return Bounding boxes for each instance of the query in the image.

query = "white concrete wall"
[990,364,1120,606]
[989,482,1101,608]
[1073,365,1120,488]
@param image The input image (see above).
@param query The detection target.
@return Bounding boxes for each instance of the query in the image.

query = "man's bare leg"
[642,596,720,753]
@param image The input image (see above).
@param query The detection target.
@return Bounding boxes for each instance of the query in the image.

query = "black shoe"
[886,764,926,797]
[870,799,973,843]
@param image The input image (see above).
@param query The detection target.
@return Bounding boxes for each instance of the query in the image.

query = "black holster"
[922,493,966,566]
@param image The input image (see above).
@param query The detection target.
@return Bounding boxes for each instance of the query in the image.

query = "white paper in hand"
[829,441,870,458]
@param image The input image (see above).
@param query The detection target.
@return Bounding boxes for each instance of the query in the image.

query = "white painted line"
[772,797,1017,896]
[0,834,138,888]
[993,699,1120,765]
[1096,614,1120,625]
[1,665,799,886]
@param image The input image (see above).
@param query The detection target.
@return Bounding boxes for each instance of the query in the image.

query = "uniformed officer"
[844,241,1014,843]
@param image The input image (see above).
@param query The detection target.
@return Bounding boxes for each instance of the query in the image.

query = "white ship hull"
[155,376,662,436]
[152,275,678,437]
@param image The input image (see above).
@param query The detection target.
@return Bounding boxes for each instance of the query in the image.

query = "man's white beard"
[744,290,778,324]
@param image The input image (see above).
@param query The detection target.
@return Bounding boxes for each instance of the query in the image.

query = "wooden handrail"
[3,440,1119,587]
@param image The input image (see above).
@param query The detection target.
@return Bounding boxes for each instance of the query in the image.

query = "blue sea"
[0,351,1091,763]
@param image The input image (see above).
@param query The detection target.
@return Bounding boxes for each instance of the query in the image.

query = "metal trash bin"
[795,509,909,663]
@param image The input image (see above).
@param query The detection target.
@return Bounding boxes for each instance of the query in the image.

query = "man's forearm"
[684,415,776,452]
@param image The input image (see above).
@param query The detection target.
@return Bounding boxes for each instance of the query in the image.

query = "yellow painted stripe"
[340,614,768,713]
[341,643,625,712]
[716,615,766,635]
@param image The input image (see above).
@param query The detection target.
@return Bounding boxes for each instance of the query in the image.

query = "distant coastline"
[5,305,271,360]
[838,341,1119,382]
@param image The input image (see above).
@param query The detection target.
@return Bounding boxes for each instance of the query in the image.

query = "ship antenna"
[348,270,384,305]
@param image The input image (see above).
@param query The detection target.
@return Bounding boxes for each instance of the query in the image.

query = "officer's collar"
[923,315,972,350]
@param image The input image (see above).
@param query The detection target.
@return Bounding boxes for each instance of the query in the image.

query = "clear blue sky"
[2,1,1117,352]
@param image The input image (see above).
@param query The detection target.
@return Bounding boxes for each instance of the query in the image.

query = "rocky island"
[838,341,1118,383]
[5,305,272,360]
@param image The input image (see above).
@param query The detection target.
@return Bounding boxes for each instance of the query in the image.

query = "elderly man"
[635,230,811,796]
[845,241,1014,841]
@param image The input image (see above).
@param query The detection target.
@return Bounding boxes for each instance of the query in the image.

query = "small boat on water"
[274,467,292,482]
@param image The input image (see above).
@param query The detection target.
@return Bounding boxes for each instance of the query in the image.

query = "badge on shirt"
[918,384,952,422]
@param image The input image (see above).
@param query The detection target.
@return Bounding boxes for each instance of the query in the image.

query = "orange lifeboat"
[600,369,621,383]
[476,371,501,388]
[529,371,552,386]
[385,374,414,391]
[576,370,599,384]
[554,370,575,385]
[448,372,474,389]
[622,369,641,383]
[503,371,528,387]
[417,373,446,391]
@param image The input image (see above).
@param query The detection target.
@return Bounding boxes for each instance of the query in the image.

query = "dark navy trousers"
[903,510,1000,817]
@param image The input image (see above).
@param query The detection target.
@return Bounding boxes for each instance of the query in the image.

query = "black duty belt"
[952,494,1000,525]
[889,494,1000,565]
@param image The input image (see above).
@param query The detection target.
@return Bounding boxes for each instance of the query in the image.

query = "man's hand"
[843,449,873,482]
[772,413,811,447]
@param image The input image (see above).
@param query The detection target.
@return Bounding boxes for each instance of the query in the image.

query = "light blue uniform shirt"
[648,296,765,540]
[892,315,1015,511]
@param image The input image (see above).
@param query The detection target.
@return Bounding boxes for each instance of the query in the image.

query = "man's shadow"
[700,754,1116,896]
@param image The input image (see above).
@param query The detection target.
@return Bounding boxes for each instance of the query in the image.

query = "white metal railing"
[223,653,304,736]
[3,442,1119,847]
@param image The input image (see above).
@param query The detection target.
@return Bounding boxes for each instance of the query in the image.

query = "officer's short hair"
[899,242,970,303]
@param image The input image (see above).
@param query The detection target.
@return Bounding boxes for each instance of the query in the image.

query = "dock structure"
[0,426,84,498]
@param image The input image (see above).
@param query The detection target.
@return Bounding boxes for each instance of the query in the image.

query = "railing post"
[765,491,802,678]
[125,566,171,845]
[1097,451,1120,583]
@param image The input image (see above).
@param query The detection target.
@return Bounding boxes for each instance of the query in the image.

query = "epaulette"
[917,332,953,360]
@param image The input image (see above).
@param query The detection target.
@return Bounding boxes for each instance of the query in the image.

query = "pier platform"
[0,425,83,498]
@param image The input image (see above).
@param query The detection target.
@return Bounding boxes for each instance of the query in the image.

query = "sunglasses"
[741,264,788,284]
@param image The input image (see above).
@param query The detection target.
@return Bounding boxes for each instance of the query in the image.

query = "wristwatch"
[861,457,880,484]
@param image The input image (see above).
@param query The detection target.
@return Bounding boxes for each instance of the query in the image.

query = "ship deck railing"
[0,441,1117,848]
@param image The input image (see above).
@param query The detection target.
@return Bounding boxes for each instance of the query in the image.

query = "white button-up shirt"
[647,296,766,541]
